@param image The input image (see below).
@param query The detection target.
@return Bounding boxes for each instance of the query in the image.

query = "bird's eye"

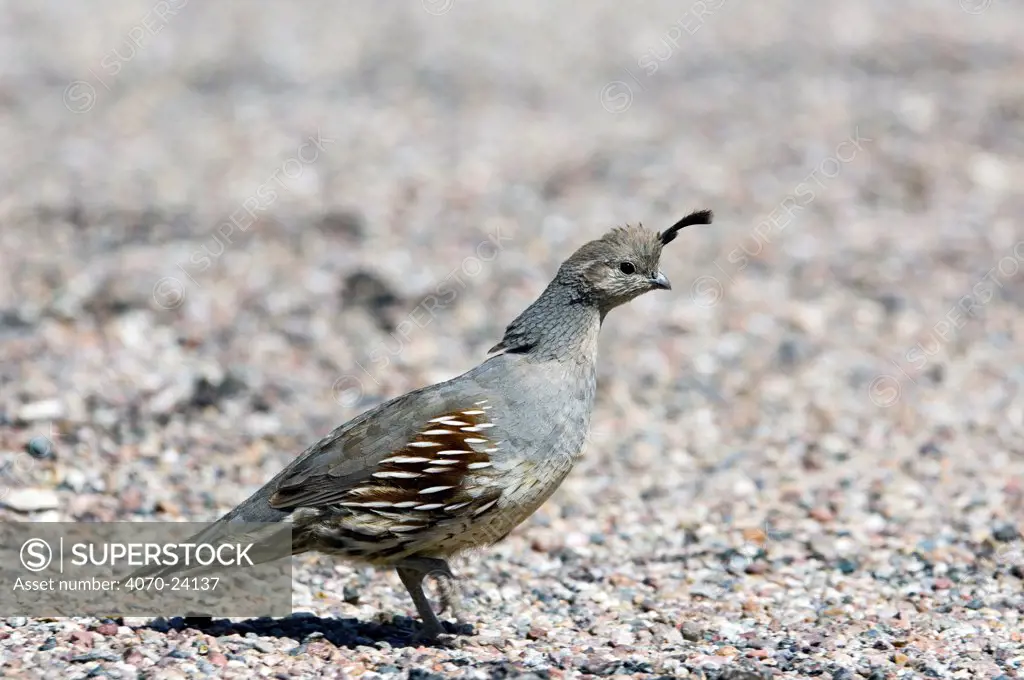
[619,261,636,275]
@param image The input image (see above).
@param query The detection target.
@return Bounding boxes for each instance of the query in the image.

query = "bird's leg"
[396,557,461,639]
[397,566,443,639]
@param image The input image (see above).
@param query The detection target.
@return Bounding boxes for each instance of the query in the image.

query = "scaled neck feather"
[489,278,601,363]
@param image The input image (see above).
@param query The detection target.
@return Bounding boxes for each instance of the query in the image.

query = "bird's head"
[558,209,713,312]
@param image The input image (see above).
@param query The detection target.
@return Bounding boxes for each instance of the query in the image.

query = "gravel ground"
[1,1,1023,678]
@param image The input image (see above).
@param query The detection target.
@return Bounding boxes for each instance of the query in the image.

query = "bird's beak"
[651,271,671,290]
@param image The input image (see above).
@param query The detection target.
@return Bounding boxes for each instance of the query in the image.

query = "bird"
[138,209,712,638]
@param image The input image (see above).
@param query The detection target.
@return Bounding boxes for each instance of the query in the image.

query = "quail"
[149,209,712,638]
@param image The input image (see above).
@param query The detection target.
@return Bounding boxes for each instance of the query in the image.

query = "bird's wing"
[266,386,505,516]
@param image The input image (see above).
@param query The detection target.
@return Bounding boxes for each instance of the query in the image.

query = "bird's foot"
[396,558,467,643]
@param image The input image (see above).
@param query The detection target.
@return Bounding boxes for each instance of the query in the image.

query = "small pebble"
[681,621,704,642]
[1,488,59,512]
[95,623,118,636]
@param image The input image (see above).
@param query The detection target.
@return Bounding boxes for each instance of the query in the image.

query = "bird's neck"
[492,280,602,363]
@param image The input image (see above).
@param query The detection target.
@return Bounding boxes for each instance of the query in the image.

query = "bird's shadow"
[140,614,474,650]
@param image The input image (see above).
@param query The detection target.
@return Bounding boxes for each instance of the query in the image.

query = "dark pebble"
[189,373,247,410]
[343,584,361,604]
[26,435,55,459]
[340,270,402,331]
[992,524,1019,542]
[776,338,807,368]
[317,210,365,240]
[0,309,34,333]
[837,558,858,574]
[876,293,905,315]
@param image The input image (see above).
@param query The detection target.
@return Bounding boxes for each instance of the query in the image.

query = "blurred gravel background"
[1,1,1023,678]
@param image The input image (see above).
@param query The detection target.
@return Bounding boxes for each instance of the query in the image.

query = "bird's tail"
[126,488,295,582]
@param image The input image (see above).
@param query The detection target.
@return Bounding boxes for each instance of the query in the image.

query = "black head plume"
[659,209,713,246]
